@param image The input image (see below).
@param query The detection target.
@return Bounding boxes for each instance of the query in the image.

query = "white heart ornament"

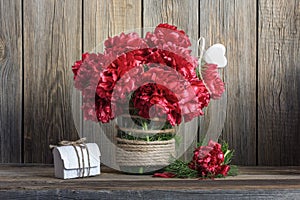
[203,44,227,68]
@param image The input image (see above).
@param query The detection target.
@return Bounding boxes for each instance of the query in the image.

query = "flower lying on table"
[153,140,238,179]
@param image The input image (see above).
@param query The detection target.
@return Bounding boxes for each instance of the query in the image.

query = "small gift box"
[51,138,101,179]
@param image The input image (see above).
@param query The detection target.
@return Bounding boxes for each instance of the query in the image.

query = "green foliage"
[164,159,198,178]
[143,64,149,71]
[228,165,238,176]
[221,141,229,153]
[118,132,175,142]
[116,110,175,142]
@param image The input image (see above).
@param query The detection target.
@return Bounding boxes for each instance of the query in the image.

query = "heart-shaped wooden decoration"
[203,44,227,68]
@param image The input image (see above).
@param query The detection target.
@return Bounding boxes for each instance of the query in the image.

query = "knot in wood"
[0,38,5,62]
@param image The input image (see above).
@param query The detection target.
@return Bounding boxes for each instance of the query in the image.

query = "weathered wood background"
[0,0,299,165]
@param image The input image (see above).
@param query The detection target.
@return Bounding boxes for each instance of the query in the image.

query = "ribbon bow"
[49,137,91,178]
[59,137,87,146]
[49,137,86,149]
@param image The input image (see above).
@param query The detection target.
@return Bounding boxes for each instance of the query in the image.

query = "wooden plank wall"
[258,0,300,165]
[23,0,81,163]
[199,0,257,165]
[0,0,299,165]
[0,0,22,163]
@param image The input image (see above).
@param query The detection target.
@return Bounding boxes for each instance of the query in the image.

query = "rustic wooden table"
[0,165,299,199]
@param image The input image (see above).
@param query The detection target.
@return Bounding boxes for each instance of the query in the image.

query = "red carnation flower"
[157,23,185,34]
[72,53,88,78]
[201,64,225,99]
[189,140,230,177]
[132,83,182,126]
[104,32,148,57]
[145,24,191,49]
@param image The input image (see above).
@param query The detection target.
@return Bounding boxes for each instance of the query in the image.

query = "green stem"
[142,121,148,130]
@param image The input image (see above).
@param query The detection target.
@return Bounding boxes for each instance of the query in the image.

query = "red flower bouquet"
[72,23,228,174]
[188,140,230,177]
[72,23,224,126]
[154,140,237,178]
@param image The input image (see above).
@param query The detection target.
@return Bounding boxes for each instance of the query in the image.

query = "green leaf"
[221,141,234,165]
[143,64,149,71]
[221,141,229,153]
[228,165,238,176]
[224,150,234,165]
[196,66,201,79]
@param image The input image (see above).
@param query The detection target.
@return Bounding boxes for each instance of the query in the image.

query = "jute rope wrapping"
[50,138,91,177]
[116,126,176,167]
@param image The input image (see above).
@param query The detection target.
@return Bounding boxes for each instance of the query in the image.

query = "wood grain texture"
[82,0,142,169]
[143,0,198,41]
[0,0,22,163]
[199,0,257,165]
[2,190,300,200]
[258,0,300,165]
[23,0,82,163]
[0,166,300,199]
[143,0,199,161]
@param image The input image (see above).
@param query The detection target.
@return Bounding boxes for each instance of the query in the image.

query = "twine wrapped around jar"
[116,137,176,166]
[115,114,176,167]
